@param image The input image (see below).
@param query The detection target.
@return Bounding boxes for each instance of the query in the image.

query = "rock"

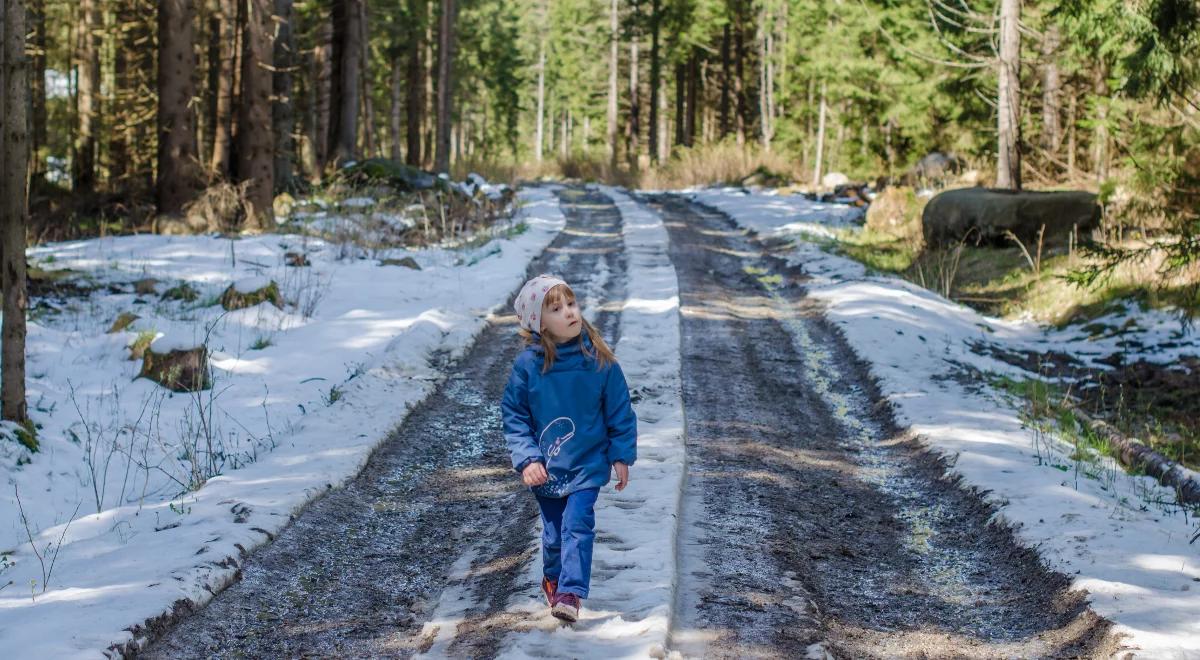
[107,312,140,333]
[911,151,965,183]
[220,278,282,310]
[379,256,421,270]
[134,278,160,295]
[822,172,850,188]
[140,336,211,391]
[284,251,311,267]
[922,187,1101,248]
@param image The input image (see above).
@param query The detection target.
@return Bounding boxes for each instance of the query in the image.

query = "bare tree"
[648,0,660,163]
[157,0,202,214]
[607,0,618,167]
[1,0,29,424]
[236,0,274,228]
[1039,24,1062,155]
[996,0,1021,189]
[404,0,424,166]
[74,0,101,192]
[273,0,295,189]
[329,0,363,166]
[434,0,457,173]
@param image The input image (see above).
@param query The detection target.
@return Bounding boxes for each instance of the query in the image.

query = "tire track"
[140,187,626,659]
[654,194,1119,659]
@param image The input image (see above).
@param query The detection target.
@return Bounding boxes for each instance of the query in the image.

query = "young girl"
[501,274,638,623]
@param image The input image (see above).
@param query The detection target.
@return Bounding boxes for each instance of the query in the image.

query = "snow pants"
[535,487,599,598]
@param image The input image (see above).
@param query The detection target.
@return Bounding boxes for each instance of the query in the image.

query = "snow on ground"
[690,187,1200,658]
[489,186,686,658]
[0,187,565,657]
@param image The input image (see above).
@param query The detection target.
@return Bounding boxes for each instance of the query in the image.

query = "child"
[501,274,638,623]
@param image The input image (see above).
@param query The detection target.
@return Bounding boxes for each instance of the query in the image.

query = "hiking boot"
[541,576,557,606]
[552,592,581,623]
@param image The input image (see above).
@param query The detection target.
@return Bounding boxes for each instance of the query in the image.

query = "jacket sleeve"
[603,362,638,466]
[501,358,543,472]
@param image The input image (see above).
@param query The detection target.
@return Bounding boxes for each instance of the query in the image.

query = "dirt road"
[140,188,1121,659]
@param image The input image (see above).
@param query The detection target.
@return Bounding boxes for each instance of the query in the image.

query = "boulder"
[922,187,1100,248]
[140,335,211,391]
[220,277,282,310]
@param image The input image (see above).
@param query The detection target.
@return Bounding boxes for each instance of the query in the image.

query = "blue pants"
[535,487,599,598]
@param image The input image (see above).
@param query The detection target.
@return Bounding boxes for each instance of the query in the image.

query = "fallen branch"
[1070,407,1200,509]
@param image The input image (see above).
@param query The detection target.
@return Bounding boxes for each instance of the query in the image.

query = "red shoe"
[541,576,557,606]
[552,593,581,623]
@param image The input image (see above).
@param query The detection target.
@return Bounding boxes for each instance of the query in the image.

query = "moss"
[161,282,200,302]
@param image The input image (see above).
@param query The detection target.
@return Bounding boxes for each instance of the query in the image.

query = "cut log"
[140,336,211,391]
[1072,408,1200,507]
[922,187,1100,248]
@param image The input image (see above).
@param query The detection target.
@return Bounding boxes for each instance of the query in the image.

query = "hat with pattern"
[514,274,569,333]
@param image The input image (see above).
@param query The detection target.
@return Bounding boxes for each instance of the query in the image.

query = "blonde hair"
[517,283,617,372]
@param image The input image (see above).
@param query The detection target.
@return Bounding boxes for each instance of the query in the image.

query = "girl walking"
[501,274,638,623]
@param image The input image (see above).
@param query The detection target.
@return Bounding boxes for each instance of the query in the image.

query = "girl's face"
[541,285,582,342]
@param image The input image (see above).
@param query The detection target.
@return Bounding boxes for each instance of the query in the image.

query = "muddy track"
[652,194,1121,659]
[140,187,626,659]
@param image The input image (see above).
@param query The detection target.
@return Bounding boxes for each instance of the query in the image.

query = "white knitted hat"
[514,274,569,332]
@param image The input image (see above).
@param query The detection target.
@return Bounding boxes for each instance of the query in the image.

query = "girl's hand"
[613,462,630,491]
[522,461,549,487]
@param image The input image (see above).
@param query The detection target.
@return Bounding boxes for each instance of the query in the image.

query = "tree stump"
[220,277,282,310]
[140,335,211,391]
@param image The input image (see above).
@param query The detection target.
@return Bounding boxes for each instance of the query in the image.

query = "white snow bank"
[490,186,686,659]
[695,190,1200,658]
[686,186,864,239]
[0,187,565,657]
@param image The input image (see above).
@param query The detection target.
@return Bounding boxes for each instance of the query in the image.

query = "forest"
[3,2,1200,656]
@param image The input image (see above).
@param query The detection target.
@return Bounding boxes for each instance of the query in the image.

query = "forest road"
[651,193,1123,659]
[139,187,627,659]
[140,187,1124,659]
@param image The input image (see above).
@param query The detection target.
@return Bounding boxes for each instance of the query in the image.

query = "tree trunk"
[685,49,698,147]
[157,0,201,215]
[535,36,545,162]
[357,0,373,158]
[434,0,456,173]
[29,0,44,181]
[674,61,685,147]
[390,58,403,160]
[329,0,362,166]
[312,19,332,173]
[758,5,774,151]
[1,0,29,424]
[606,0,618,167]
[733,4,745,148]
[1092,65,1109,182]
[1039,24,1062,155]
[209,0,236,178]
[996,0,1021,190]
[719,22,730,138]
[648,0,660,163]
[628,30,639,168]
[74,0,100,193]
[404,0,423,166]
[273,0,295,190]
[423,1,434,167]
[812,79,826,188]
[236,0,274,228]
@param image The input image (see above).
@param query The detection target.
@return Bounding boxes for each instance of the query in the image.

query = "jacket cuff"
[514,456,543,473]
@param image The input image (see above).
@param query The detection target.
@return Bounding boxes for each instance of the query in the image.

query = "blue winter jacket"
[501,332,638,498]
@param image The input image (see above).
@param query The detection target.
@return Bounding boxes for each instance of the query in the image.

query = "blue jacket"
[501,333,637,497]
